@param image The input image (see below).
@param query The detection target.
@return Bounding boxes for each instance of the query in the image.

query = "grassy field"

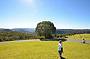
[0,41,90,59]
[67,34,90,40]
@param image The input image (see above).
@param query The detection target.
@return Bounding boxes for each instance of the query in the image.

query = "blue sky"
[0,0,90,29]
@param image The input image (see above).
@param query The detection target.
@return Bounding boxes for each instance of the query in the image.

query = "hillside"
[12,28,35,33]
[56,29,90,34]
[0,28,12,32]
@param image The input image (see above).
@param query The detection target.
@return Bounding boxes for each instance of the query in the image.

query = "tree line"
[0,32,38,42]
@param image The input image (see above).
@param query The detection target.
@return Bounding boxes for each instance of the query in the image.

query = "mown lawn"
[0,41,90,59]
[67,34,90,40]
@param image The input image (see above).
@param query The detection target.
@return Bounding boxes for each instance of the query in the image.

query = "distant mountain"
[0,28,12,32]
[0,28,90,34]
[56,29,90,34]
[12,28,35,33]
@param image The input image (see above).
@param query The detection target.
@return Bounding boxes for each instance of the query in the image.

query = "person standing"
[58,40,63,58]
[82,39,85,44]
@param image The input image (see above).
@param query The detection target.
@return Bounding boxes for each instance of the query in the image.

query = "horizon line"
[0,27,90,29]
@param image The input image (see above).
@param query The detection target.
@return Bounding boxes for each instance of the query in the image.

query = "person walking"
[58,40,63,59]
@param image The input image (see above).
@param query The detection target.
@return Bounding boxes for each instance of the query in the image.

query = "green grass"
[67,34,90,40]
[63,42,90,59]
[0,41,90,59]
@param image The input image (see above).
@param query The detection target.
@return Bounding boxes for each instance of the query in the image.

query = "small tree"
[35,21,56,39]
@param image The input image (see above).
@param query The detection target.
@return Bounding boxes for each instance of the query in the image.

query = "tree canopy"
[35,21,56,39]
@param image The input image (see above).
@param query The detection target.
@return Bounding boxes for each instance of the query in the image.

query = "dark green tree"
[35,21,56,39]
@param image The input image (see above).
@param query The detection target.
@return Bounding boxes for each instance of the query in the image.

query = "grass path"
[66,39,90,43]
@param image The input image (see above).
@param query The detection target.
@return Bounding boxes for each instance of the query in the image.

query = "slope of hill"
[0,28,12,32]
[56,29,90,34]
[12,28,35,33]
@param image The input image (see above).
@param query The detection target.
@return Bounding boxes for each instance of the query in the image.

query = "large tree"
[35,21,56,39]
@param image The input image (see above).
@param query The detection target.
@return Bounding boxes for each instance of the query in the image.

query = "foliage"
[52,34,72,39]
[35,21,56,39]
[0,32,37,42]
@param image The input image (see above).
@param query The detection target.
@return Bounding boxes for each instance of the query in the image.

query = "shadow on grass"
[40,38,67,42]
[60,56,66,59]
